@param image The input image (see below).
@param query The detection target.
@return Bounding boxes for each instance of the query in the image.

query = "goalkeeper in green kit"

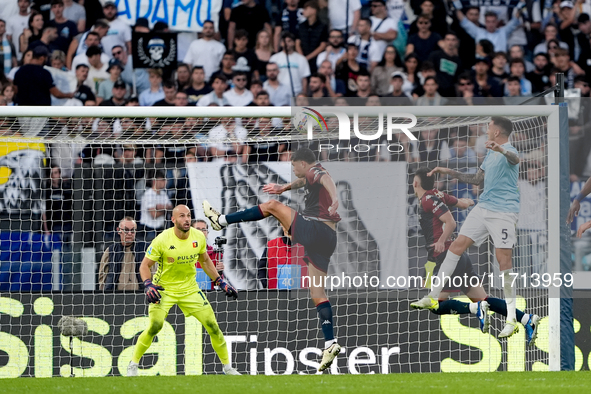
[127,205,241,376]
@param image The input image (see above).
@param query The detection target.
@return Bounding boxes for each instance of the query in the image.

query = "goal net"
[0,104,562,377]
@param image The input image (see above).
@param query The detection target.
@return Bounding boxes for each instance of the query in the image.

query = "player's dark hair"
[415,168,434,190]
[491,116,513,137]
[292,148,316,164]
[154,170,166,180]
[163,80,177,90]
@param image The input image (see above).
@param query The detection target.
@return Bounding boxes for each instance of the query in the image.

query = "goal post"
[0,103,571,376]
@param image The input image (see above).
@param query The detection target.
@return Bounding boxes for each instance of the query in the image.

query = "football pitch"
[3,372,591,394]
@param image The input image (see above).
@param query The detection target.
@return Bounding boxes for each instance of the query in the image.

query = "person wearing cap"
[184,20,226,82]
[48,0,78,54]
[73,64,96,105]
[383,71,412,105]
[139,68,164,106]
[101,1,132,57]
[67,19,109,69]
[99,78,127,106]
[455,3,525,52]
[14,46,74,105]
[97,58,127,104]
[71,32,110,70]
[6,0,31,61]
[269,32,310,95]
[84,45,109,94]
[472,57,503,97]
[223,71,253,106]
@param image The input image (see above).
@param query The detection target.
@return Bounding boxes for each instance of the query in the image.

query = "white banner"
[187,162,409,289]
[113,0,222,32]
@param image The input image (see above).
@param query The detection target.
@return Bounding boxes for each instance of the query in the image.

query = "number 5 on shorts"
[502,229,508,240]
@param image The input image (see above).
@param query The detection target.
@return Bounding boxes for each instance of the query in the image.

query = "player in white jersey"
[411,116,522,339]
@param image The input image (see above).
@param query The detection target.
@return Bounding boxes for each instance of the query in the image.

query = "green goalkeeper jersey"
[145,227,207,295]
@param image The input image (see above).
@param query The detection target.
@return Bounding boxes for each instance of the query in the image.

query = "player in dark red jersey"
[203,148,342,371]
[412,168,540,346]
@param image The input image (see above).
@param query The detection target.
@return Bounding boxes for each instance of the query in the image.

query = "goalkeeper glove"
[144,279,164,303]
[215,276,238,300]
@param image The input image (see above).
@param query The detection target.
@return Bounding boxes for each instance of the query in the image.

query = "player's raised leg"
[203,198,295,232]
[307,263,341,372]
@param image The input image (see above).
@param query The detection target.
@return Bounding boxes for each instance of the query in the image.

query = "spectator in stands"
[347,68,371,97]
[533,22,569,55]
[406,14,441,64]
[349,18,375,70]
[99,79,127,106]
[207,116,247,161]
[450,6,480,70]
[231,29,257,79]
[97,58,126,104]
[192,219,225,285]
[408,0,447,37]
[551,48,583,89]
[475,39,495,60]
[328,0,361,35]
[56,0,85,33]
[101,1,132,56]
[6,0,31,60]
[2,83,14,106]
[254,30,273,81]
[140,170,172,242]
[0,20,16,76]
[50,50,67,71]
[66,19,109,69]
[183,20,226,82]
[504,75,523,101]
[269,32,310,96]
[368,0,397,70]
[139,69,164,106]
[212,51,236,82]
[575,14,591,74]
[14,46,73,105]
[249,80,263,98]
[415,76,446,106]
[416,128,450,165]
[176,63,191,91]
[336,42,365,97]
[490,51,509,86]
[27,24,58,56]
[84,45,109,94]
[456,8,523,52]
[274,0,303,52]
[43,165,74,290]
[316,29,345,71]
[509,45,534,73]
[252,90,271,106]
[98,216,145,291]
[307,72,329,98]
[318,59,345,97]
[224,71,254,106]
[472,57,503,97]
[48,0,78,54]
[428,32,462,97]
[507,58,532,96]
[186,66,212,105]
[263,62,291,106]
[71,32,108,70]
[402,52,419,97]
[527,53,551,94]
[19,12,43,58]
[228,0,271,50]
[112,45,148,95]
[449,137,478,168]
[371,45,401,96]
[384,71,412,104]
[296,0,328,74]
[197,74,229,106]
[73,64,95,105]
[174,90,189,107]
[153,80,177,106]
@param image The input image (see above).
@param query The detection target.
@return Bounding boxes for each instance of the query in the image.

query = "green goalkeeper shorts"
[149,289,213,317]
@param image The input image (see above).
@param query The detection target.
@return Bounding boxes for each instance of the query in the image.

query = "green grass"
[2,372,591,394]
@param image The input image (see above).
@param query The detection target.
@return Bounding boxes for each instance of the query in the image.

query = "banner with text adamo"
[114,0,223,32]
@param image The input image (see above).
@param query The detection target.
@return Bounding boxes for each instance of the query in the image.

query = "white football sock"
[469,302,478,314]
[521,314,531,326]
[502,269,517,322]
[325,339,336,349]
[219,215,228,226]
[428,251,461,299]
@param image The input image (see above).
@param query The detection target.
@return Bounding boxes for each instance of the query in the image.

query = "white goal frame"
[0,104,563,372]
